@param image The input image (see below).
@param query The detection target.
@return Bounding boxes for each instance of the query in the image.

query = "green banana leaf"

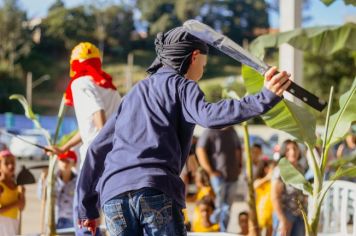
[331,166,356,180]
[9,94,37,121]
[278,158,313,195]
[56,130,78,147]
[325,78,356,146]
[9,94,51,143]
[250,23,356,58]
[53,96,67,145]
[321,0,356,6]
[222,89,242,100]
[242,66,317,146]
[329,155,356,168]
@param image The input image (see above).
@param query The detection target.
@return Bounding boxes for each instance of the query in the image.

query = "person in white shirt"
[50,42,121,235]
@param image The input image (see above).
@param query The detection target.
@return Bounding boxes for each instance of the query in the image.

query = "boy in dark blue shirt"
[77,26,291,235]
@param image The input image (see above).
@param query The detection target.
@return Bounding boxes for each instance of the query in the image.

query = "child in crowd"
[238,211,249,235]
[191,167,215,232]
[195,167,215,201]
[254,160,276,236]
[0,150,25,235]
[251,143,263,175]
[38,150,77,229]
[192,196,219,232]
[181,136,199,231]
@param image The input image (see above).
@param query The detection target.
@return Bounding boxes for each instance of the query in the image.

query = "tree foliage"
[199,0,269,43]
[320,0,356,6]
[0,0,31,76]
[42,6,96,51]
[136,0,269,43]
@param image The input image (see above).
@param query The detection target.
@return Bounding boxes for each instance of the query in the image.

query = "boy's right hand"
[264,66,291,97]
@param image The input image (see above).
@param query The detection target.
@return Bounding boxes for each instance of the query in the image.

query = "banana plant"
[10,94,67,236]
[320,0,356,6]
[250,23,356,59]
[241,66,356,236]
[239,22,356,235]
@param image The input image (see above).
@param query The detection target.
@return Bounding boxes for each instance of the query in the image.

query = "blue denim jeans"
[210,176,237,232]
[272,212,305,236]
[102,187,186,236]
[57,217,74,230]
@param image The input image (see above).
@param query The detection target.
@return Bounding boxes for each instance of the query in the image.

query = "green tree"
[48,0,64,12]
[90,4,135,57]
[304,49,356,120]
[136,0,269,43]
[42,6,96,51]
[200,0,269,43]
[136,0,181,36]
[0,0,31,76]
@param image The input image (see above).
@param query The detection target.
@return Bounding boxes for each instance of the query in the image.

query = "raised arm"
[179,67,289,128]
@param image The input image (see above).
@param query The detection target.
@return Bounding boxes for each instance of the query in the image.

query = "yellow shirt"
[192,186,218,232]
[0,182,19,219]
[255,181,273,227]
[192,220,220,232]
[196,186,214,201]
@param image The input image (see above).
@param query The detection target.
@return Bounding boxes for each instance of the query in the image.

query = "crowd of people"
[0,25,355,236]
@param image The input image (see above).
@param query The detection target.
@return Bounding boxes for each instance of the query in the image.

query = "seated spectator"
[251,143,263,176]
[190,167,216,232]
[181,136,199,231]
[254,160,276,236]
[238,211,249,235]
[38,150,77,229]
[195,167,215,201]
[192,196,219,232]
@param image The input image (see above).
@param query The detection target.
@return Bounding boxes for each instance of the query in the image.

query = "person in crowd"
[191,167,216,232]
[237,211,249,235]
[336,132,356,159]
[254,159,276,236]
[180,136,199,231]
[38,150,77,230]
[76,25,291,235]
[196,126,242,232]
[0,150,25,235]
[271,140,306,236]
[192,196,219,232]
[194,167,215,201]
[336,131,356,181]
[251,143,263,177]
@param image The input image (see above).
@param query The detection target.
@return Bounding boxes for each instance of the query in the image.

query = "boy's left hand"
[78,218,99,235]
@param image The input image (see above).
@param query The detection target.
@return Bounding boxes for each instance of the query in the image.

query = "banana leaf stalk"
[242,122,260,236]
[45,96,66,235]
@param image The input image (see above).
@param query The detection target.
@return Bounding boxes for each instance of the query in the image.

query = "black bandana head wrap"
[147,26,209,75]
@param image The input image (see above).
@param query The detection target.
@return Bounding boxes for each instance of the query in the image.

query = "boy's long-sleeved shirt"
[77,66,282,219]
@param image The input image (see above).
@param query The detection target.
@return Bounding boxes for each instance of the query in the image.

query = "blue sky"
[17,0,356,28]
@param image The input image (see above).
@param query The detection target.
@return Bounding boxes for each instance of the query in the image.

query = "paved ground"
[18,161,249,235]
